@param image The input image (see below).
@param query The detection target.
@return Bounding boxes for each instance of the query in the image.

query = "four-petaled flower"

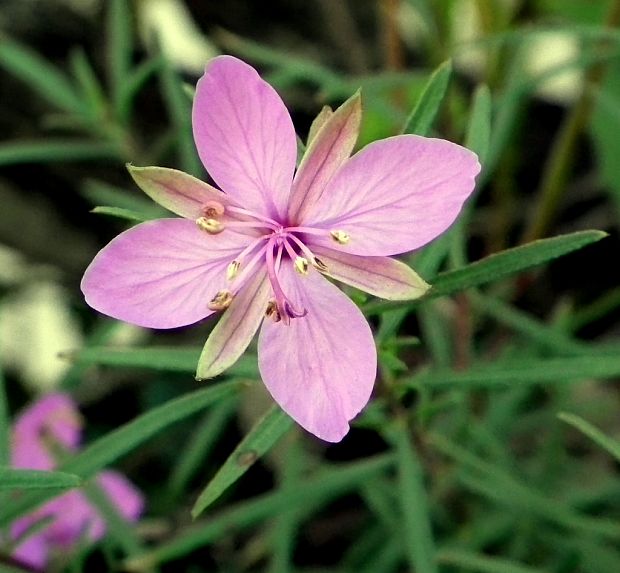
[7,394,143,570]
[81,56,480,442]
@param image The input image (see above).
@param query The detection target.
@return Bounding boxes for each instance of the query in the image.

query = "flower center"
[196,202,344,324]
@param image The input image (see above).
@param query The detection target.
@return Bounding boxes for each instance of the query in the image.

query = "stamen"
[265,300,281,323]
[208,290,233,310]
[233,243,269,286]
[330,230,350,244]
[196,217,224,234]
[294,256,309,275]
[227,260,240,280]
[202,200,225,218]
[287,234,329,273]
[313,257,328,272]
[227,205,281,228]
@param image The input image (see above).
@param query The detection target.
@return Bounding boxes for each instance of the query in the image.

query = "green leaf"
[159,54,202,177]
[192,405,294,517]
[364,230,607,314]
[169,396,238,496]
[69,48,107,121]
[124,454,395,569]
[0,380,242,526]
[107,0,133,115]
[437,549,548,573]
[402,60,452,136]
[558,412,620,462]
[0,468,81,490]
[81,178,167,218]
[389,422,438,573]
[91,206,151,222]
[465,84,492,165]
[405,352,620,390]
[0,140,120,166]
[117,57,162,123]
[0,40,85,113]
[70,346,259,378]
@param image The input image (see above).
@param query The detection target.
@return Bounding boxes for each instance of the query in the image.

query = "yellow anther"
[294,256,309,275]
[330,230,350,244]
[312,257,328,272]
[227,260,241,280]
[265,300,281,323]
[208,290,233,311]
[196,217,224,234]
[202,200,225,218]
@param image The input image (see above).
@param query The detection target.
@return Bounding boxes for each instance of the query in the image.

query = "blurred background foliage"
[1,0,620,572]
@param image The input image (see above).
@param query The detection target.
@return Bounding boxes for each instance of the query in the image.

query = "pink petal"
[12,394,82,471]
[91,471,144,539]
[258,263,376,442]
[197,268,270,379]
[81,219,250,329]
[288,92,361,222]
[192,56,297,219]
[128,165,229,220]
[11,529,48,570]
[313,247,430,300]
[301,135,481,256]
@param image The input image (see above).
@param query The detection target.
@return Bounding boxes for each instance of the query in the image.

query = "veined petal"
[192,56,297,219]
[196,267,270,379]
[302,135,480,256]
[128,165,228,219]
[81,219,251,329]
[313,247,430,300]
[288,92,361,222]
[258,263,376,442]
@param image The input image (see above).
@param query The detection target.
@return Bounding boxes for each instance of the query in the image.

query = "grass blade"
[437,549,548,573]
[125,454,395,570]
[0,140,120,166]
[389,422,438,573]
[402,60,452,136]
[0,468,81,490]
[558,412,620,462]
[465,84,492,165]
[69,346,258,378]
[191,405,294,517]
[0,40,84,113]
[91,206,151,222]
[107,0,133,115]
[365,230,607,314]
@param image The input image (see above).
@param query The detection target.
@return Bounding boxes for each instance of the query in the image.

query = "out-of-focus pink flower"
[9,394,143,570]
[81,56,480,442]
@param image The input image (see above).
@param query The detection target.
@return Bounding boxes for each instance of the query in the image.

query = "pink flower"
[9,394,143,570]
[81,56,480,442]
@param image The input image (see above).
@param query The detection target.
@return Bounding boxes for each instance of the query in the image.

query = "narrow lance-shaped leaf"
[465,84,492,166]
[402,59,452,136]
[0,40,85,113]
[364,230,607,314]
[125,454,395,570]
[388,422,438,573]
[107,0,133,115]
[558,412,620,462]
[405,352,620,390]
[192,405,294,518]
[0,468,81,490]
